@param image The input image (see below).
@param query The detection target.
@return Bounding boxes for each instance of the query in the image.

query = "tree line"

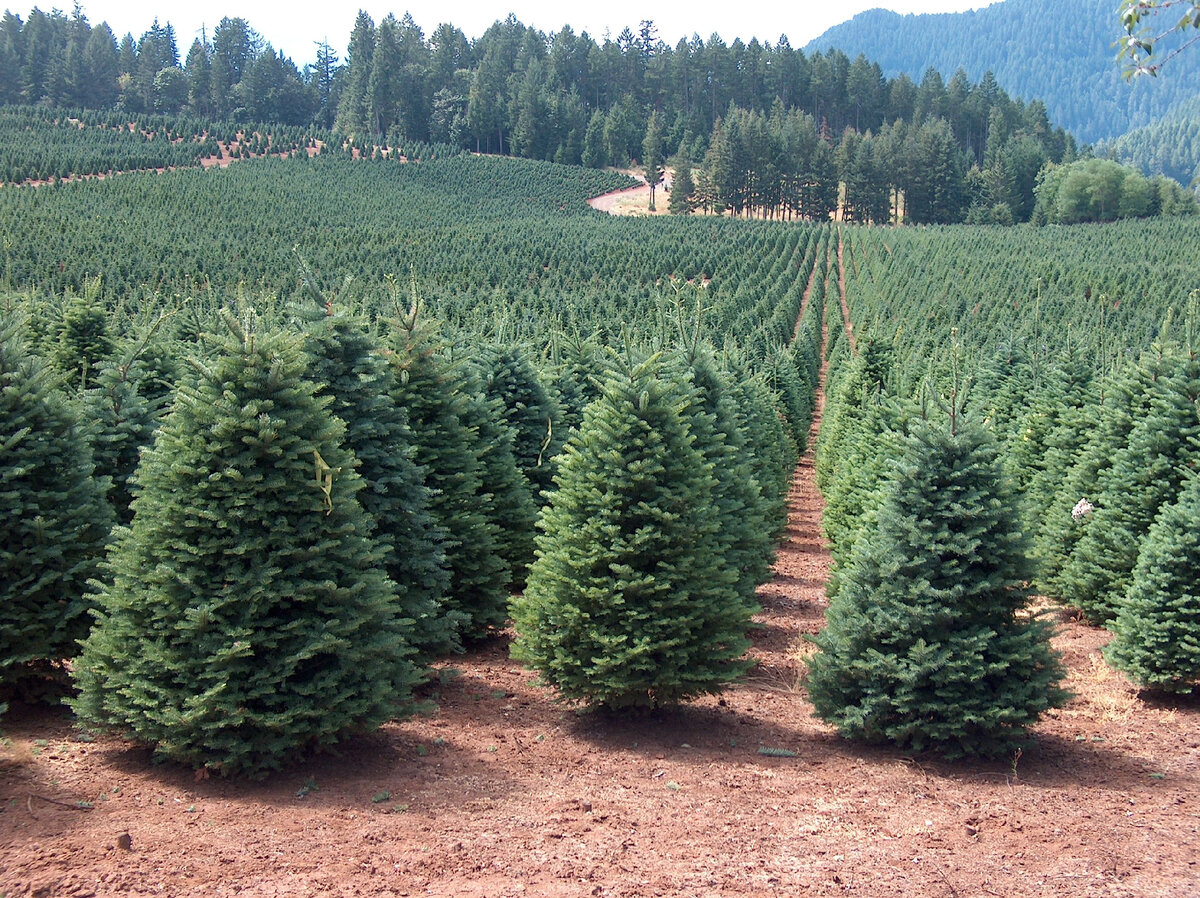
[6,6,1197,224]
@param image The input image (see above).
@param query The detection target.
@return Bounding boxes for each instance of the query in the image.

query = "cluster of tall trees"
[1031,157,1197,225]
[0,8,1083,209]
[0,9,316,124]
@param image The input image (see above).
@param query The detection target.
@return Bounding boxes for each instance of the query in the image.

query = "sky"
[64,1,993,67]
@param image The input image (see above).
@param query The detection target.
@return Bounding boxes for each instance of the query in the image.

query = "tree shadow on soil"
[565,699,836,766]
[882,729,1198,793]
[82,718,518,813]
[0,701,101,839]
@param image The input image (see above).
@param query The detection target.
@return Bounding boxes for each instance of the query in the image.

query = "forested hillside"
[806,0,1200,146]
[1102,95,1200,186]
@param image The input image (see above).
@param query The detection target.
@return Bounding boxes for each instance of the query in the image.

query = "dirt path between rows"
[3,284,1199,894]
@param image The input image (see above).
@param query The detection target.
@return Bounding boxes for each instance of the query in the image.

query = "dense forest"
[1102,94,1200,187]
[806,0,1200,146]
[0,5,1097,225]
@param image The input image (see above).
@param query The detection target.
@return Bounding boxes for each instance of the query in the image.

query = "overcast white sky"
[64,1,993,67]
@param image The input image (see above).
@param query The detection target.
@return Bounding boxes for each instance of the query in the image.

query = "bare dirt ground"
[587,171,671,216]
[3,306,1200,896]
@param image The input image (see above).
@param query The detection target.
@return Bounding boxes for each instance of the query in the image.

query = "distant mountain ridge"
[806,0,1200,146]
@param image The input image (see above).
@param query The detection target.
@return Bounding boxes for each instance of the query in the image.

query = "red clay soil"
[3,379,1200,896]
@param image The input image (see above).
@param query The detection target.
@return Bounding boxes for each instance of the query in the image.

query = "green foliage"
[730,371,797,541]
[807,402,1067,758]
[296,288,456,658]
[460,382,538,591]
[1032,158,1196,225]
[472,343,563,502]
[385,301,511,638]
[72,312,420,777]
[511,354,753,710]
[1118,0,1200,77]
[0,316,112,687]
[1105,471,1200,692]
[1056,345,1200,623]
[80,354,163,525]
[675,347,775,604]
[51,277,112,389]
[668,165,695,215]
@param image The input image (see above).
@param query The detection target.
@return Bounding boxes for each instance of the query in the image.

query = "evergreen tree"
[1058,346,1200,623]
[1033,356,1165,600]
[581,109,606,169]
[461,379,538,590]
[643,110,664,211]
[668,163,695,214]
[679,347,775,604]
[1,317,112,690]
[296,286,457,658]
[806,399,1066,758]
[80,351,162,525]
[512,354,753,709]
[385,301,510,637]
[53,277,112,390]
[1104,472,1200,693]
[731,370,796,540]
[73,312,419,777]
[474,343,563,501]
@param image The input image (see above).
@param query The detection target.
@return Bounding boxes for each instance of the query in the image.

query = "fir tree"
[72,312,420,777]
[297,289,457,658]
[678,346,775,604]
[1034,356,1165,600]
[1104,472,1200,693]
[730,370,796,540]
[512,354,753,709]
[1,317,112,690]
[806,398,1066,758]
[385,300,510,637]
[80,355,161,525]
[473,342,563,501]
[668,164,695,215]
[52,277,112,390]
[1058,346,1200,623]
[460,381,538,590]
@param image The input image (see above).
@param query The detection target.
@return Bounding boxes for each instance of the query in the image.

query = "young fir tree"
[1034,354,1166,600]
[511,354,753,710]
[72,313,420,777]
[546,332,606,435]
[385,300,510,637]
[297,293,458,658]
[730,370,796,540]
[821,397,909,599]
[806,395,1066,758]
[1,317,113,690]
[81,324,173,525]
[1057,346,1200,623]
[52,277,113,390]
[673,346,774,606]
[474,342,563,502]
[1104,472,1200,693]
[460,381,539,591]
